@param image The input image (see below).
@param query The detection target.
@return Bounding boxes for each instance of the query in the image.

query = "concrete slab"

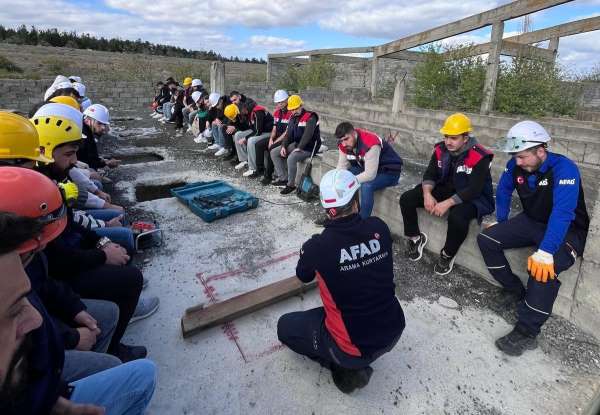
[102,113,600,414]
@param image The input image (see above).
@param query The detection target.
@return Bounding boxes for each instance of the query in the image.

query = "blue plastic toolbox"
[170,180,259,222]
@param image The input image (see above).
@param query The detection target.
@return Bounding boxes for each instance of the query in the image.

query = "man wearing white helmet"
[277,169,405,394]
[183,80,206,133]
[79,104,120,170]
[255,90,290,184]
[477,120,589,356]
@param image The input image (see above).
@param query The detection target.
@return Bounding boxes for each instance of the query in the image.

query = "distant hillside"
[0,25,265,63]
[0,43,266,84]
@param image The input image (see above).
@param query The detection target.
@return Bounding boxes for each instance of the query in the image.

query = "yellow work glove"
[58,181,79,207]
[527,249,555,283]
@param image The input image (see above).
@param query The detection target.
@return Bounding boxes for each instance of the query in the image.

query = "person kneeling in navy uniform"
[477,121,589,356]
[277,169,405,394]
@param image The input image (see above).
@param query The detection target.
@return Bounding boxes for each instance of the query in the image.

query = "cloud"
[248,35,305,51]
[319,0,507,39]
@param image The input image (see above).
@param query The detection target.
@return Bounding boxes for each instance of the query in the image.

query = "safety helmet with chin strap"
[498,120,551,153]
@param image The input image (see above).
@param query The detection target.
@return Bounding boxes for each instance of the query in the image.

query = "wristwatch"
[96,237,112,249]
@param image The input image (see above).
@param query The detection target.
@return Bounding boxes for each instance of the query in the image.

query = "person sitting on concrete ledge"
[207,93,230,154]
[80,104,121,170]
[477,120,589,356]
[399,112,494,276]
[256,89,290,185]
[271,94,321,194]
[0,211,157,415]
[237,100,274,178]
[277,169,405,394]
[222,103,251,164]
[333,122,403,220]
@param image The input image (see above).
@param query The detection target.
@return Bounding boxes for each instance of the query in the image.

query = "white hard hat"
[208,92,220,108]
[319,169,361,209]
[53,75,69,86]
[498,120,551,153]
[55,81,74,91]
[191,79,203,87]
[80,97,92,111]
[34,102,83,131]
[44,85,58,101]
[273,89,289,103]
[72,82,86,98]
[191,91,203,103]
[84,104,110,125]
[69,75,82,83]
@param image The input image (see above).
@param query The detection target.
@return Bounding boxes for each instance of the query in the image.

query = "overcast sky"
[1,0,598,73]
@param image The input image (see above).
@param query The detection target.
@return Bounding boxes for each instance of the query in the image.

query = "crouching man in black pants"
[277,169,405,394]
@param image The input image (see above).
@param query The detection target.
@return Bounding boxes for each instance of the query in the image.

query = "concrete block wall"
[582,82,600,109]
[0,79,153,113]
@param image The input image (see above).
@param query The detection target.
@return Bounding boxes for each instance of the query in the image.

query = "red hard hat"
[0,167,67,254]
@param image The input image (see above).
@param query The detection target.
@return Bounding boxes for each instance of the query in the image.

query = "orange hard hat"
[0,167,67,253]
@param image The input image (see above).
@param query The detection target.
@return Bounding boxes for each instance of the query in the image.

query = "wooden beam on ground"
[268,46,374,59]
[481,21,504,115]
[181,276,317,338]
[374,0,572,57]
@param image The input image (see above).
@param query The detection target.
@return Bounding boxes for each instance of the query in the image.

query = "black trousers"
[399,184,478,257]
[477,213,584,336]
[67,265,143,355]
[277,307,400,370]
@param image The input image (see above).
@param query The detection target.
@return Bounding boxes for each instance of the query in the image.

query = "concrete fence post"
[210,61,225,95]
[370,56,379,98]
[392,74,407,114]
[480,21,504,115]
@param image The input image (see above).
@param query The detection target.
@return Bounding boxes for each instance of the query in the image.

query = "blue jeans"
[70,359,157,415]
[212,124,225,147]
[86,209,135,253]
[349,166,400,219]
[63,299,121,383]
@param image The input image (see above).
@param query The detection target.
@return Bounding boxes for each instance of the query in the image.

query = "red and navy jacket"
[296,214,405,358]
[338,128,403,174]
[430,138,494,219]
[273,107,291,137]
[287,109,321,152]
[249,104,274,136]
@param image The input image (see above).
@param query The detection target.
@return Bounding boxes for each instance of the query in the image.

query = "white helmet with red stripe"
[319,169,360,209]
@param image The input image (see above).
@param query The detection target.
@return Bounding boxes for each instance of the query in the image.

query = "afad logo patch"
[538,178,549,186]
[559,178,576,185]
[516,176,525,185]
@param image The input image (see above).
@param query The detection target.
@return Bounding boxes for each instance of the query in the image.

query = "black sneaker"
[222,152,235,161]
[246,171,261,179]
[331,365,374,394]
[229,157,240,166]
[115,343,148,363]
[495,326,538,356]
[260,176,272,185]
[406,232,428,261]
[280,185,296,195]
[271,179,287,187]
[434,250,456,276]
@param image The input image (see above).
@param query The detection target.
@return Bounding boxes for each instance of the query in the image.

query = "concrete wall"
[0,78,153,113]
[582,82,600,109]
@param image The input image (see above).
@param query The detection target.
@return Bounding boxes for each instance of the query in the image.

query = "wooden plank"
[374,0,572,57]
[383,50,428,62]
[440,40,554,61]
[268,46,374,59]
[440,17,600,60]
[181,276,317,338]
[481,21,504,115]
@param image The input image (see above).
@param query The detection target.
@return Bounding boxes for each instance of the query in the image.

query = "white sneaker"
[243,169,255,177]
[195,135,207,143]
[193,136,203,144]
[234,161,248,170]
[207,143,220,150]
[215,148,228,156]
[153,113,163,119]
[186,127,193,133]
[149,112,156,117]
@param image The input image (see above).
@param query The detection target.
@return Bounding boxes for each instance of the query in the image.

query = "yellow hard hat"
[287,95,303,111]
[31,103,83,159]
[0,112,54,163]
[224,104,239,121]
[49,96,81,111]
[440,113,472,136]
[183,77,193,86]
